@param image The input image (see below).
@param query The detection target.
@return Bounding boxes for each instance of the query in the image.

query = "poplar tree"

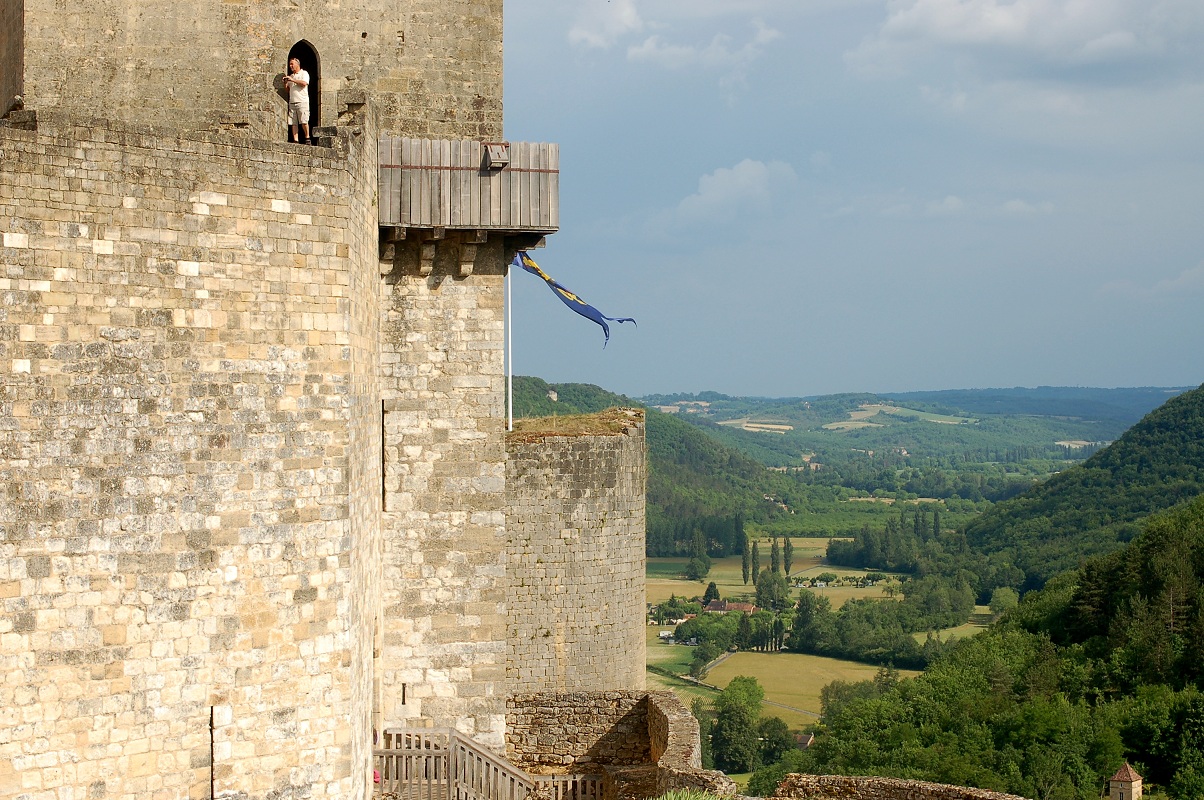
[784,538,794,576]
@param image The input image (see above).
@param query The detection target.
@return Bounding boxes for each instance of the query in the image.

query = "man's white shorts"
[288,102,311,125]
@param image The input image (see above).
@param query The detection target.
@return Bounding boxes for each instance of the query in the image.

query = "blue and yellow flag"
[513,251,635,347]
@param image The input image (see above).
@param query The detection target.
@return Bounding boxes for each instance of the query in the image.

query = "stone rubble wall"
[0,113,381,800]
[507,691,651,773]
[21,0,502,139]
[506,692,736,797]
[505,417,646,694]
[774,775,1031,800]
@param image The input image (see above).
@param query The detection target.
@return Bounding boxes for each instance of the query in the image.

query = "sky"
[501,0,1204,399]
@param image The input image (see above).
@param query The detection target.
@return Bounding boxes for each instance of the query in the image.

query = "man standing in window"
[284,58,311,144]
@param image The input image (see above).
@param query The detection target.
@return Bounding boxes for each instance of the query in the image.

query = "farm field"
[647,537,899,609]
[705,650,920,727]
[645,629,922,730]
[912,606,992,643]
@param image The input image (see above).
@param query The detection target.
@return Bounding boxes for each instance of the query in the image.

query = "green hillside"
[963,383,1204,589]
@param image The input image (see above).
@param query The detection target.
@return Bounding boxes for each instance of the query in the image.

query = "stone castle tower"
[0,3,647,799]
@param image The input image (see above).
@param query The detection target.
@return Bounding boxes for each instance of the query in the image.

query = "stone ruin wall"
[19,0,502,141]
[507,691,651,774]
[505,417,647,695]
[774,775,1030,800]
[0,111,382,800]
[507,692,735,798]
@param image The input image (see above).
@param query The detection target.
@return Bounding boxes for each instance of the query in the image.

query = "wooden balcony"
[377,138,558,276]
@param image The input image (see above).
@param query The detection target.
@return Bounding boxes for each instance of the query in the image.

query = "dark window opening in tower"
[286,40,320,140]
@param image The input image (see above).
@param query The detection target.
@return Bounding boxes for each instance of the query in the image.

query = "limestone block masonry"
[0,113,383,800]
[20,0,502,141]
[378,242,510,748]
[506,414,647,694]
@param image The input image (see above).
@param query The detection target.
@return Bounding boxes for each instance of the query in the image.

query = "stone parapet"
[774,775,1030,800]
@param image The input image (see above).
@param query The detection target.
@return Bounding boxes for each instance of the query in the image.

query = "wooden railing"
[375,729,577,800]
[376,730,452,799]
[533,774,606,800]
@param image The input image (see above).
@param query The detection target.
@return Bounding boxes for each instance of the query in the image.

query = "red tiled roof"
[1111,764,1142,782]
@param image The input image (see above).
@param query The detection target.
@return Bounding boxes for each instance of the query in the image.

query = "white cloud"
[925,195,965,215]
[1101,263,1204,298]
[673,159,798,226]
[1001,199,1055,215]
[627,19,782,70]
[569,0,644,49]
[848,0,1204,79]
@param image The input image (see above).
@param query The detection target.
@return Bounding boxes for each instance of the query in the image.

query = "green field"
[647,537,899,609]
[647,622,920,730]
[912,606,992,643]
[706,651,920,726]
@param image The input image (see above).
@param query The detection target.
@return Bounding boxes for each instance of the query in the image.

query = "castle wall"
[21,0,503,139]
[0,0,21,115]
[340,108,386,800]
[0,116,381,800]
[378,250,509,748]
[505,418,647,694]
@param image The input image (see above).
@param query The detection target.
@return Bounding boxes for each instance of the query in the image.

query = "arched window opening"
[286,40,321,141]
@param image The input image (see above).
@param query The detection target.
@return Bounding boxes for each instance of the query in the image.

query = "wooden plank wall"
[378,138,559,231]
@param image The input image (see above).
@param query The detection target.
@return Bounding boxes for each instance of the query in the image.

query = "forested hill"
[756,495,1204,800]
[964,382,1204,590]
[510,377,790,554]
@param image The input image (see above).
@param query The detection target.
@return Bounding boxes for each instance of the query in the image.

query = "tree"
[736,613,753,650]
[712,676,765,773]
[752,542,761,582]
[691,698,716,770]
[742,539,751,585]
[989,586,1020,618]
[771,538,782,574]
[686,557,710,581]
[703,581,721,605]
[756,569,791,612]
[758,716,794,765]
[784,538,795,576]
[788,590,833,652]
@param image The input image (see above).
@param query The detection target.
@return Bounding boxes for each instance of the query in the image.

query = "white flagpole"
[507,258,513,432]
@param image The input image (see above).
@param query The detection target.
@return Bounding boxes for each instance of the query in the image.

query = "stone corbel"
[418,229,446,276]
[458,231,488,277]
[419,241,437,276]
